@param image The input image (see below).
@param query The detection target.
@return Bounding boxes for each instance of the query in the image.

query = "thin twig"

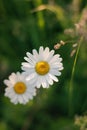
[68,36,83,117]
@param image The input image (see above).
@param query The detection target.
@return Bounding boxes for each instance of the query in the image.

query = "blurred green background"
[0,0,87,130]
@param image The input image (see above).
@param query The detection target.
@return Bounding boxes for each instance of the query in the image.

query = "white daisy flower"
[4,72,36,105]
[21,46,64,88]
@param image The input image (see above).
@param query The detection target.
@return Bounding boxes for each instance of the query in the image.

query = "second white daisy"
[21,46,64,88]
[4,72,36,104]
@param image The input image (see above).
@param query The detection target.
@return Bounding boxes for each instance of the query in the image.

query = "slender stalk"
[21,89,42,130]
[68,36,83,117]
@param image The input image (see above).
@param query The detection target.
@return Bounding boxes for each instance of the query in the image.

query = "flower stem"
[68,36,83,117]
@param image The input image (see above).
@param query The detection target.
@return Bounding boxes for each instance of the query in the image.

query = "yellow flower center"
[14,82,26,94]
[35,61,50,75]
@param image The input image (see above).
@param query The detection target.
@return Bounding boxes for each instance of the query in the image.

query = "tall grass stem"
[69,36,83,117]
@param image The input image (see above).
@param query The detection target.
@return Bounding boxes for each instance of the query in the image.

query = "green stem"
[68,36,83,117]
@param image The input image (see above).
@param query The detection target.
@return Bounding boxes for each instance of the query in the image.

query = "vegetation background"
[0,0,87,130]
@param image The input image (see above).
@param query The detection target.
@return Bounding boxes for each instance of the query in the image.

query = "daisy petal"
[10,95,18,104]
[48,73,58,82]
[46,50,55,61]
[21,62,33,68]
[32,49,39,61]
[41,77,48,88]
[50,69,61,76]
[49,54,61,63]
[26,73,37,81]
[4,80,12,87]
[46,75,53,85]
[39,46,44,55]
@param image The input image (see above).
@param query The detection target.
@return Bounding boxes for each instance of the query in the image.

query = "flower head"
[21,46,63,88]
[4,72,36,104]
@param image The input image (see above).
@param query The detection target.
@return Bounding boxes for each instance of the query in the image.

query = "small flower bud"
[72,43,78,47]
[60,40,66,45]
[54,43,61,50]
[70,49,76,57]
